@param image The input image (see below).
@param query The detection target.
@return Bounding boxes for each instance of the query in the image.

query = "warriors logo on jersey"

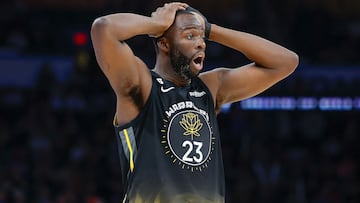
[161,104,215,171]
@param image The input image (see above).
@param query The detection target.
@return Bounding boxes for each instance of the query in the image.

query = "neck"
[154,59,191,87]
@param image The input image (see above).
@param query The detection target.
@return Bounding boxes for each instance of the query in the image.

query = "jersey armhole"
[195,77,216,111]
[113,75,156,130]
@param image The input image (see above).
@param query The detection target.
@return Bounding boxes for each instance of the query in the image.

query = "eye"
[186,34,193,40]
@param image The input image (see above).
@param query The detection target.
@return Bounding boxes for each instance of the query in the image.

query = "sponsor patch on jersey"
[189,91,206,97]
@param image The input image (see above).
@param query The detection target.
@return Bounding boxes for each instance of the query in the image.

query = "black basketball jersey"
[114,71,225,203]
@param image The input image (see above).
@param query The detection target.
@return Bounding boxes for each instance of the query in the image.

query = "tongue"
[192,60,202,71]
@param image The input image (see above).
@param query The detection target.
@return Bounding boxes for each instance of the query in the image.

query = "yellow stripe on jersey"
[113,114,117,126]
[123,129,135,172]
[122,194,127,203]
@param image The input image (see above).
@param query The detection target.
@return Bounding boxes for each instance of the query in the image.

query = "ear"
[157,37,169,52]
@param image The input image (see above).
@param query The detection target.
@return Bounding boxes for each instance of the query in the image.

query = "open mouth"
[193,56,203,65]
[190,52,205,71]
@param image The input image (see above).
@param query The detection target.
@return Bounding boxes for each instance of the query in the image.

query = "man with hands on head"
[91,2,298,203]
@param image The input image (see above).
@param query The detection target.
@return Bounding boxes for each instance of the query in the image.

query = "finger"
[180,3,189,8]
[167,2,188,9]
[177,2,188,8]
[172,4,188,11]
[169,2,188,6]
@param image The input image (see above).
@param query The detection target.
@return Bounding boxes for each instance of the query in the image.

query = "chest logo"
[162,110,214,171]
[157,77,175,93]
[180,113,203,137]
[161,86,175,93]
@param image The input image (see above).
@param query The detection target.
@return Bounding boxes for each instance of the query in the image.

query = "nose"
[196,37,206,50]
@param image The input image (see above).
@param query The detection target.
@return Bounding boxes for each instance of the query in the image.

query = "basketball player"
[91,2,298,202]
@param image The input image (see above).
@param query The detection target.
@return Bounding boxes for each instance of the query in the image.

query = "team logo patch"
[162,110,214,171]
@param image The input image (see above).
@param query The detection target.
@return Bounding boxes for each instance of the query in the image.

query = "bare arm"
[90,2,188,124]
[90,12,172,95]
[200,24,299,109]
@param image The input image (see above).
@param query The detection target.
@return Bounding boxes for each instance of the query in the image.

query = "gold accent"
[113,114,118,126]
[122,194,127,203]
[179,113,203,137]
[123,129,134,172]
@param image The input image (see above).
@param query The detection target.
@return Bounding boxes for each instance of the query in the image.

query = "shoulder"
[198,68,227,96]
[198,68,230,111]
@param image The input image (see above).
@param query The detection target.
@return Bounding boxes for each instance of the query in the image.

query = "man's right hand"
[149,2,188,38]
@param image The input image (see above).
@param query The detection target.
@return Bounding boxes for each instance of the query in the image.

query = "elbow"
[282,50,299,76]
[289,51,299,71]
[91,17,110,37]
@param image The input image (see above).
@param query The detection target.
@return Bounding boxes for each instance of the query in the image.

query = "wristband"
[204,21,211,40]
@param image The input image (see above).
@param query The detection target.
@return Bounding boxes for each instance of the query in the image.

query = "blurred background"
[0,0,359,202]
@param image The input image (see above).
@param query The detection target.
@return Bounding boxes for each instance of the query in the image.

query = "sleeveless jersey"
[114,71,225,203]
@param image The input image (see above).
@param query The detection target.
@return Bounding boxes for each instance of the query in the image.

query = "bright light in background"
[297,97,317,110]
[220,97,360,112]
[73,31,88,46]
[221,103,232,113]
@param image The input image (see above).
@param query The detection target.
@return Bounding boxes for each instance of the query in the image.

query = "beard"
[169,47,199,80]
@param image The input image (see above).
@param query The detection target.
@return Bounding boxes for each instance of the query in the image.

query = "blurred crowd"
[0,0,359,65]
[0,56,359,203]
[0,0,359,203]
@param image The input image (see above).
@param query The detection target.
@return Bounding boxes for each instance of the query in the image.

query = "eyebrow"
[179,25,204,31]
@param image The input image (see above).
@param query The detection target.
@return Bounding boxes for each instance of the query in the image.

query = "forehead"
[173,12,204,30]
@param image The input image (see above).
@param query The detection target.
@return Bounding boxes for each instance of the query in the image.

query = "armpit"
[128,85,143,110]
